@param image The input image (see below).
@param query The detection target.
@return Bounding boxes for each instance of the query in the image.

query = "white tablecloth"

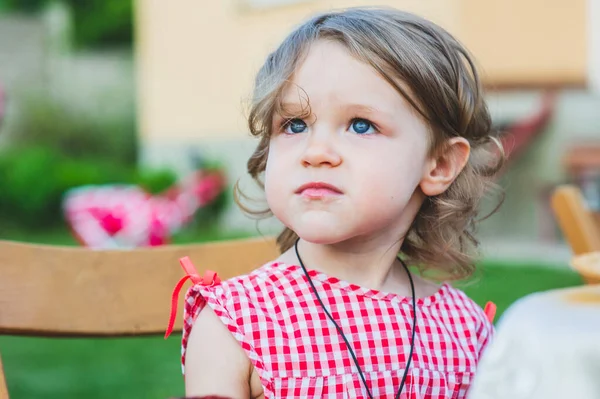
[468,284,600,399]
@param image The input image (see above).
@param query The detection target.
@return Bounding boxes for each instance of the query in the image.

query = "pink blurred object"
[63,169,226,249]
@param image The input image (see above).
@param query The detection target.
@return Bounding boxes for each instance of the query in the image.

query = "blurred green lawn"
[0,227,583,399]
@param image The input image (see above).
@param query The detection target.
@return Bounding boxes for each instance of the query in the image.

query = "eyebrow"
[278,102,309,113]
[343,103,382,115]
[277,102,388,117]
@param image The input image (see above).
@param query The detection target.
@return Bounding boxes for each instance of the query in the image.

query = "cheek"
[352,144,426,206]
[264,147,287,217]
[264,156,276,201]
[354,174,414,212]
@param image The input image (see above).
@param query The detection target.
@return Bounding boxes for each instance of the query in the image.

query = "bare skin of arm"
[184,307,264,399]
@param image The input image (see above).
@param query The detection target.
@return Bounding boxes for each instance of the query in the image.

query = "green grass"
[1,335,185,399]
[0,226,584,398]
[459,261,583,319]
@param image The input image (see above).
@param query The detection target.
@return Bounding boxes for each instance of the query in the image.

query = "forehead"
[279,40,410,115]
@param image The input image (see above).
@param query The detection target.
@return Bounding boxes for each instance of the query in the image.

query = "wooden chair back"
[551,185,600,255]
[0,357,7,399]
[0,236,279,398]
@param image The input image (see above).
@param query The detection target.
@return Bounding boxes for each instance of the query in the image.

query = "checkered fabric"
[181,262,493,398]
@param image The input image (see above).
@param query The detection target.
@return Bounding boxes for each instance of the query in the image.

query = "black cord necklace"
[294,239,417,399]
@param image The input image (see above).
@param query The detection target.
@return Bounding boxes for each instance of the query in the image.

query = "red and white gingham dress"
[181,261,493,398]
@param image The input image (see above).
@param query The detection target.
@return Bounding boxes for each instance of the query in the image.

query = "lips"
[295,182,343,198]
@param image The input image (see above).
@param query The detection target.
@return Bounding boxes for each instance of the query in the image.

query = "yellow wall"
[461,0,587,87]
[135,0,587,141]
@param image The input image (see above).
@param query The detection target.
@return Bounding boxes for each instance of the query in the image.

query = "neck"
[294,235,404,292]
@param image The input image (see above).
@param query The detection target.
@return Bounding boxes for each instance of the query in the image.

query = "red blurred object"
[484,301,497,323]
[497,91,557,172]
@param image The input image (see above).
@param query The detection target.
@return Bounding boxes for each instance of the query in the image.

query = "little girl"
[167,6,503,399]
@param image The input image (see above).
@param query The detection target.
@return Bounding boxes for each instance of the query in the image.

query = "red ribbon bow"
[164,256,221,339]
[484,301,497,324]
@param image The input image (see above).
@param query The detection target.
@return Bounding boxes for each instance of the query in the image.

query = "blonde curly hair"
[236,7,504,281]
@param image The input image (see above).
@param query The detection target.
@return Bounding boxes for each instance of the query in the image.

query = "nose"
[300,130,342,168]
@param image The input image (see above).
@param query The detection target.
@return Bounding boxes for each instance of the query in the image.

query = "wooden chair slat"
[0,355,8,399]
[0,236,278,336]
[551,185,600,255]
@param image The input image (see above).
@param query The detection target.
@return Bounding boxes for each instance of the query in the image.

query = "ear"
[419,137,470,197]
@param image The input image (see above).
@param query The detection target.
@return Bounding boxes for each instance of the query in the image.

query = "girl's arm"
[185,306,252,398]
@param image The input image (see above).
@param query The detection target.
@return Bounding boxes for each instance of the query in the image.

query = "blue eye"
[284,118,307,134]
[350,118,375,134]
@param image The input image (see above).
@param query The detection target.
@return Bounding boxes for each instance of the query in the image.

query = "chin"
[290,222,352,246]
[297,233,342,245]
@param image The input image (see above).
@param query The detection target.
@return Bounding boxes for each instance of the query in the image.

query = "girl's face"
[264,39,435,247]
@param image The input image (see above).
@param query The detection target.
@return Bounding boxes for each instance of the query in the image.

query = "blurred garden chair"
[0,237,279,399]
[551,184,600,255]
[551,184,600,284]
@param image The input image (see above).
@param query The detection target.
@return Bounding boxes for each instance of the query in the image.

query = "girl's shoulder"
[196,260,296,298]
[442,283,494,325]
[181,260,297,336]
[435,283,496,357]
[224,260,291,284]
[179,261,286,395]
[180,261,296,389]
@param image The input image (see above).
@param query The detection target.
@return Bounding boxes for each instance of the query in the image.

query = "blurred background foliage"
[0,0,133,49]
[0,0,228,238]
[0,89,227,236]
